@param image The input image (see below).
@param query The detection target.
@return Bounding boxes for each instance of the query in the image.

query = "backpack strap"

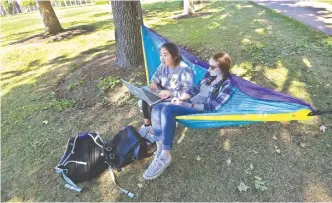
[107,166,134,199]
[56,168,82,192]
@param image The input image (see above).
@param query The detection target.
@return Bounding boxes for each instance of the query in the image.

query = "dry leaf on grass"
[320,125,327,133]
[137,183,143,188]
[254,176,268,191]
[196,155,201,161]
[42,120,48,125]
[274,145,281,154]
[226,159,231,165]
[238,182,250,192]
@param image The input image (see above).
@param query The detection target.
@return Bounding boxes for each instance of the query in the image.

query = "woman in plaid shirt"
[143,52,235,180]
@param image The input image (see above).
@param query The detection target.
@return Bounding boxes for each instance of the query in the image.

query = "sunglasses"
[209,65,218,70]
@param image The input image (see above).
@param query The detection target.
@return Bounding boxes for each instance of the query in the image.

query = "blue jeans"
[151,102,200,150]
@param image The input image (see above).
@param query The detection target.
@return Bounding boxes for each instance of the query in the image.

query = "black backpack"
[103,125,154,170]
[55,126,154,198]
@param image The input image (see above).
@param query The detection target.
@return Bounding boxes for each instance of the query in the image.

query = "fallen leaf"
[137,183,143,188]
[42,120,48,125]
[245,163,254,174]
[254,176,262,180]
[274,145,281,154]
[320,125,327,133]
[254,176,268,191]
[250,163,254,170]
[226,159,231,165]
[272,135,278,141]
[196,155,201,161]
[300,143,306,148]
[252,150,258,154]
[238,182,250,192]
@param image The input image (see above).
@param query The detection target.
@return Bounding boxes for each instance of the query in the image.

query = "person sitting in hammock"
[139,42,194,138]
[143,51,236,180]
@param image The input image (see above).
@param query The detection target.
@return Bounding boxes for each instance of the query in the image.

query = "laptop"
[121,79,164,106]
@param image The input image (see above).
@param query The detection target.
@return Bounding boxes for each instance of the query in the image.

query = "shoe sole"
[143,160,171,180]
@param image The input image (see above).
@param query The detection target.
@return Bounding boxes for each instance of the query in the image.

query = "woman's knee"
[151,103,166,119]
[161,105,176,117]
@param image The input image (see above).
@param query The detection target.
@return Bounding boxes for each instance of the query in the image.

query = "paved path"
[253,1,332,36]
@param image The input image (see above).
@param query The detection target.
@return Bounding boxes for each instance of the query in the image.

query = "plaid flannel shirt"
[187,76,235,112]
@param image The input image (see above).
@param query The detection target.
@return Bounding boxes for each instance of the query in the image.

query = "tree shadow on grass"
[6,18,114,46]
[1,41,146,201]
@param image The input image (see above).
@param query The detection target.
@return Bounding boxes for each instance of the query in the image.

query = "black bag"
[55,132,107,192]
[103,125,154,170]
[55,126,154,197]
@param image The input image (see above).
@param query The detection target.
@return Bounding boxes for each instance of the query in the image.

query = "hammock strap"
[307,110,332,116]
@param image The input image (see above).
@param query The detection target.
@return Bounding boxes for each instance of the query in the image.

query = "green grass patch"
[97,76,120,94]
[67,79,84,91]
[51,98,76,111]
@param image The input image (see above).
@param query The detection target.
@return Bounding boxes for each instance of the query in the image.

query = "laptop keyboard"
[143,89,160,102]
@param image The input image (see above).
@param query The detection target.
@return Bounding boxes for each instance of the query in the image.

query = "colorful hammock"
[141,25,316,129]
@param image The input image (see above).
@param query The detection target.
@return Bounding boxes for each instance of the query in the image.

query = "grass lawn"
[1,1,332,202]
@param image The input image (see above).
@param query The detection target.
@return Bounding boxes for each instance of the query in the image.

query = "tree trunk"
[183,0,195,15]
[37,1,64,35]
[111,1,144,68]
[13,0,22,14]
[0,5,7,16]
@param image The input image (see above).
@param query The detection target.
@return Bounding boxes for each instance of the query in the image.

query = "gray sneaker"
[143,157,171,180]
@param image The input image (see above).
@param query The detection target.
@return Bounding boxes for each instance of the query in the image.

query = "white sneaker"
[139,125,151,137]
[145,132,156,144]
[143,156,171,180]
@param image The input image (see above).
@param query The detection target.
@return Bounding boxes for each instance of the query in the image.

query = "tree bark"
[37,1,64,35]
[111,0,144,68]
[13,0,22,14]
[0,5,7,16]
[183,0,195,15]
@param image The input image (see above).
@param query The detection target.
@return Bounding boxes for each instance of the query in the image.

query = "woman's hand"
[171,98,184,105]
[179,93,191,101]
[150,81,158,90]
[171,98,192,108]
[158,90,172,99]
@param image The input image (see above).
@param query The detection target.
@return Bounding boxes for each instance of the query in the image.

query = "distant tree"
[183,0,195,15]
[110,1,144,68]
[12,0,22,14]
[37,0,64,34]
[2,0,14,15]
[0,4,6,16]
[21,0,36,9]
